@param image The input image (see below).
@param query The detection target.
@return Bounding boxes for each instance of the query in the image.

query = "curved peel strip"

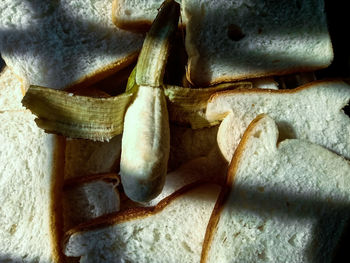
[165,82,252,128]
[22,85,132,141]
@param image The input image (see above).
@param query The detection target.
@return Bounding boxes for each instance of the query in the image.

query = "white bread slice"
[112,0,184,31]
[0,111,65,262]
[202,114,350,263]
[168,124,219,170]
[206,80,350,162]
[65,135,122,179]
[0,67,27,111]
[63,173,121,231]
[64,183,221,262]
[0,0,143,90]
[184,0,333,87]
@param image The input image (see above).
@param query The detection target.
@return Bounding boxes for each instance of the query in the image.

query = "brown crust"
[64,181,219,245]
[50,135,66,263]
[186,62,334,88]
[64,52,139,92]
[207,78,347,104]
[63,173,120,190]
[200,114,268,263]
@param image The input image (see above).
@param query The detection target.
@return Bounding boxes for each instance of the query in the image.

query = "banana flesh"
[120,86,170,202]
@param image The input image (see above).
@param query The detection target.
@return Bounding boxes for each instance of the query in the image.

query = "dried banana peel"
[22,86,132,141]
[165,82,252,129]
[120,0,179,202]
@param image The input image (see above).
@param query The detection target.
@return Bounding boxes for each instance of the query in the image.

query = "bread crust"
[50,135,66,263]
[187,64,334,88]
[200,114,267,263]
[207,78,347,104]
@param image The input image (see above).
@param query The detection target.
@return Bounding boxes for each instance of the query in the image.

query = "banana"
[120,0,179,202]
[120,86,170,202]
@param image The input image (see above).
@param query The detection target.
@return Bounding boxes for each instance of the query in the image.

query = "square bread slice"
[0,111,65,262]
[64,183,221,262]
[184,0,333,87]
[206,80,350,162]
[202,114,350,262]
[0,0,144,90]
[64,135,122,180]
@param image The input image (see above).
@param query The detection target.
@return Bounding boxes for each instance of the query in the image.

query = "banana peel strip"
[164,82,252,129]
[22,85,132,141]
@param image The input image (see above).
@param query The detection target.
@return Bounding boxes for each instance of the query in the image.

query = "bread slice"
[184,0,333,87]
[0,66,27,111]
[168,124,219,170]
[64,183,221,262]
[112,0,184,31]
[63,173,121,231]
[0,0,143,90]
[202,114,350,263]
[0,111,65,262]
[206,80,350,162]
[65,135,122,179]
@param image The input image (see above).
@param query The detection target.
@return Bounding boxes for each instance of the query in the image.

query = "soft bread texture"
[64,183,221,262]
[112,0,184,31]
[0,111,65,262]
[0,67,26,111]
[0,0,143,90]
[206,80,350,162]
[63,174,121,231]
[202,115,350,263]
[65,135,122,179]
[184,0,333,86]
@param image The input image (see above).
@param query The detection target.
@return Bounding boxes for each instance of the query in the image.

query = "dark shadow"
[276,121,297,142]
[0,54,5,71]
[317,0,350,79]
[343,102,350,118]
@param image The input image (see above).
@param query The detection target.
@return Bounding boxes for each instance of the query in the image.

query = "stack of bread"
[0,0,349,262]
